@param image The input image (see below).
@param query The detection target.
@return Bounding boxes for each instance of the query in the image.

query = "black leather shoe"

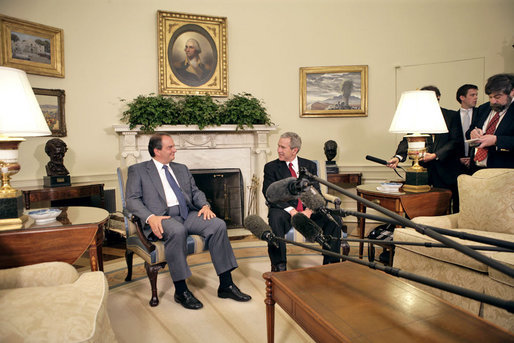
[174,290,203,310]
[271,262,287,272]
[218,284,251,302]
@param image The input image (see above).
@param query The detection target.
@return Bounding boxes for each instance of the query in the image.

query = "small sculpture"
[45,138,69,177]
[324,140,339,174]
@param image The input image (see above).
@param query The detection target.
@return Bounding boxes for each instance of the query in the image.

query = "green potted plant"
[218,92,272,129]
[121,92,272,132]
[120,94,179,133]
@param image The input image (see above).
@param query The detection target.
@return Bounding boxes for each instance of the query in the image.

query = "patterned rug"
[104,240,361,342]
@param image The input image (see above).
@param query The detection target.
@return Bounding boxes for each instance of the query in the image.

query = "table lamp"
[0,66,51,219]
[389,90,448,192]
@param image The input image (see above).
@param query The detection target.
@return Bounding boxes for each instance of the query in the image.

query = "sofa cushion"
[0,271,116,342]
[394,227,513,275]
[457,169,514,234]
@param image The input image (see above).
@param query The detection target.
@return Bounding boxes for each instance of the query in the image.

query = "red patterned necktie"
[474,111,500,162]
[288,162,303,211]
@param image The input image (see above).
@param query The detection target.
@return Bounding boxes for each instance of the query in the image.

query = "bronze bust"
[324,140,338,162]
[45,138,69,177]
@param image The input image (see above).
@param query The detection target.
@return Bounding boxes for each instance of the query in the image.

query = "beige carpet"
[105,241,353,343]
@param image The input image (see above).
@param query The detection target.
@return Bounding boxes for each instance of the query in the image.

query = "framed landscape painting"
[300,65,368,117]
[33,88,66,137]
[0,15,64,78]
[157,11,228,96]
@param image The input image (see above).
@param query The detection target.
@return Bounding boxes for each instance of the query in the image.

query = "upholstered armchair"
[117,167,207,307]
[393,168,514,332]
[0,262,116,342]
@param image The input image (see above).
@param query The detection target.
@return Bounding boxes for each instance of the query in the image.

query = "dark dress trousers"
[125,160,237,281]
[465,102,514,171]
[262,157,342,265]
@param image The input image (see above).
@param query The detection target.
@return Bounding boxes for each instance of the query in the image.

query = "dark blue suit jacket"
[465,102,514,168]
[262,157,319,210]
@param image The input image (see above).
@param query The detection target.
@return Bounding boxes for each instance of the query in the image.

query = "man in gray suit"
[125,133,251,310]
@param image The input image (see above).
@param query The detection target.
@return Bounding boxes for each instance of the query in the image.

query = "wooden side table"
[0,206,109,271]
[20,183,104,210]
[326,172,362,197]
[356,184,451,264]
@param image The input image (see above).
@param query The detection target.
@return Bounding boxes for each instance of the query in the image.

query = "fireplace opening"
[191,168,244,229]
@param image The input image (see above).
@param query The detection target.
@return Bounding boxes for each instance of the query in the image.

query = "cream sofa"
[0,262,117,342]
[393,168,514,333]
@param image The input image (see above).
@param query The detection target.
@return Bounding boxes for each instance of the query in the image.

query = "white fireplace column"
[113,124,276,219]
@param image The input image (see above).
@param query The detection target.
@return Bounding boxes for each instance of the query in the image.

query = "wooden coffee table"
[264,262,512,342]
[0,206,109,271]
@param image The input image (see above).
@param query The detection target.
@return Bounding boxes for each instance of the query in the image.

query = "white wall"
[2,0,513,195]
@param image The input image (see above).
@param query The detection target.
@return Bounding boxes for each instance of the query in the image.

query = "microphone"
[365,155,389,166]
[265,177,311,203]
[299,186,325,210]
[300,187,339,225]
[244,215,279,248]
[291,213,331,250]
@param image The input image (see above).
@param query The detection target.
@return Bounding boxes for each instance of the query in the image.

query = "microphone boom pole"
[300,168,514,278]
[328,208,514,251]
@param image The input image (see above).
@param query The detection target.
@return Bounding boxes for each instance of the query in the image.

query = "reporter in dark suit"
[262,132,342,272]
[125,133,250,310]
[466,73,514,171]
[454,84,479,174]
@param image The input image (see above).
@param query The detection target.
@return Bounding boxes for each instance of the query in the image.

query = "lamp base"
[0,191,24,219]
[404,170,431,193]
[44,175,71,188]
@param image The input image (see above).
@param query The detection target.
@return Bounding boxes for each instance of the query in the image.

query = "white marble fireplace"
[113,124,276,218]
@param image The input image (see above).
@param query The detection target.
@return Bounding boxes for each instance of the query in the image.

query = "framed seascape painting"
[0,15,64,78]
[157,11,228,96]
[300,65,368,117]
[33,88,66,137]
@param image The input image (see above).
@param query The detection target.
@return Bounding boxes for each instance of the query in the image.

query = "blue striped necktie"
[162,165,188,220]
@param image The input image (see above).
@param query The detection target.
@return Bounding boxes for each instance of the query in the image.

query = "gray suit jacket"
[125,160,208,221]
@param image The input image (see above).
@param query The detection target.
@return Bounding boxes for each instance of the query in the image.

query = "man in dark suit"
[262,132,342,272]
[454,84,479,174]
[388,86,462,212]
[125,133,251,310]
[466,73,514,171]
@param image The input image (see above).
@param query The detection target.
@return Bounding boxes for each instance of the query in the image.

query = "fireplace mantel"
[113,124,277,218]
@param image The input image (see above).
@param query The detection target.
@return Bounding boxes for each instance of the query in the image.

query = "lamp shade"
[389,90,448,134]
[0,66,51,137]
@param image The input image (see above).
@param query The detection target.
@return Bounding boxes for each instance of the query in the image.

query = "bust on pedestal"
[44,138,71,187]
[324,140,339,174]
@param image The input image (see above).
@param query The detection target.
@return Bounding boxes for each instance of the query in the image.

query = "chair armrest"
[130,216,156,253]
[322,192,341,209]
[412,213,460,229]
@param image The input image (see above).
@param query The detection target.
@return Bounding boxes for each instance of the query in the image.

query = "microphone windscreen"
[291,213,322,242]
[300,187,325,211]
[265,177,299,203]
[244,215,270,240]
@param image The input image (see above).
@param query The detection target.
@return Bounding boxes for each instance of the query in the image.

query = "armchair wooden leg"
[145,262,166,307]
[125,250,134,282]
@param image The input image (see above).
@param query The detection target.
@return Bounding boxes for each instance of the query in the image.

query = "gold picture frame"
[33,88,66,137]
[0,15,64,78]
[300,65,368,117]
[157,11,228,96]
